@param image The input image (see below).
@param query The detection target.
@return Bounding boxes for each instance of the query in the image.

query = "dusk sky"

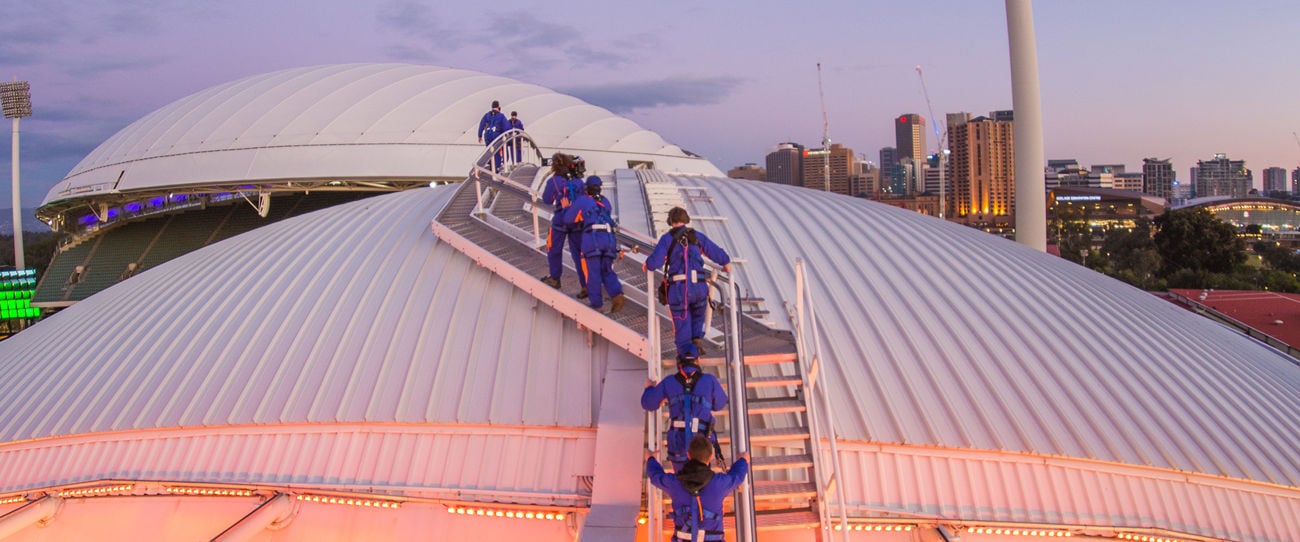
[3,0,1299,209]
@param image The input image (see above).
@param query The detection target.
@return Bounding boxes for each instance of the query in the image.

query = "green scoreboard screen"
[0,269,39,320]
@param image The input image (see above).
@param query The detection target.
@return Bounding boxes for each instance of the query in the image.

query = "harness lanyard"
[683,389,694,439]
[694,495,704,542]
[679,235,690,306]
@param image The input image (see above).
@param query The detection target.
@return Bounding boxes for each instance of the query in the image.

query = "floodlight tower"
[1,80,32,270]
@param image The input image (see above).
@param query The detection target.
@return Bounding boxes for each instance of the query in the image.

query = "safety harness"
[666,368,713,465]
[583,197,617,235]
[673,464,723,542]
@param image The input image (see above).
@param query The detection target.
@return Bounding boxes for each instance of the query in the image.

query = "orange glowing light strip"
[1116,533,1201,542]
[166,487,255,497]
[56,484,134,498]
[295,493,402,509]
[445,505,566,521]
[0,495,27,505]
[833,523,916,532]
[966,526,1073,537]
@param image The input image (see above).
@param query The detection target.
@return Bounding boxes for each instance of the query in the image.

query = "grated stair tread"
[753,481,817,500]
[743,375,803,388]
[744,397,805,416]
[750,453,814,471]
[718,426,809,445]
[753,508,821,529]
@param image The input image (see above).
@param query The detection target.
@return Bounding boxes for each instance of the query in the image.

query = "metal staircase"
[428,133,847,541]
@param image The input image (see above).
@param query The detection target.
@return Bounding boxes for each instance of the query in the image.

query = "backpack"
[562,176,584,209]
[656,227,700,305]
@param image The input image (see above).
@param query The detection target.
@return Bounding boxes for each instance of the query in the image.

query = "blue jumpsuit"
[647,456,749,542]
[477,110,510,170]
[508,117,524,162]
[570,194,623,309]
[541,175,586,290]
[641,367,728,470]
[643,227,731,353]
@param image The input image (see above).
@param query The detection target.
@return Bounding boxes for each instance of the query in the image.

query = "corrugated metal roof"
[0,186,622,441]
[833,443,1299,542]
[1,172,1296,539]
[0,424,595,504]
[664,174,1300,489]
[41,63,721,205]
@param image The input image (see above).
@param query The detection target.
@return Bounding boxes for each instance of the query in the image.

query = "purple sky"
[2,0,1298,208]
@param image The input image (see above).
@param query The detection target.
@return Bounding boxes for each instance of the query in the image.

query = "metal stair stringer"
[430,214,650,360]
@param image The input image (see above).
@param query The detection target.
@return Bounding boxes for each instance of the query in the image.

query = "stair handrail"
[644,266,664,541]
[792,258,850,542]
[477,128,538,177]
[467,131,675,539]
[725,277,757,542]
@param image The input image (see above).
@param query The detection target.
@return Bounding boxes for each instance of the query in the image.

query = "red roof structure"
[1167,288,1300,357]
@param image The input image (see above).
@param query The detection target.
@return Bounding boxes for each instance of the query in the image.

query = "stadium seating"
[34,192,381,305]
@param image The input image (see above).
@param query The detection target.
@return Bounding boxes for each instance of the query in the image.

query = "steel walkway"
[429,133,847,542]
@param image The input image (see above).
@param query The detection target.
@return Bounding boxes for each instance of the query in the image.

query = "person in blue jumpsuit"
[476,100,510,171]
[539,153,586,295]
[569,176,626,313]
[642,207,732,354]
[641,346,728,471]
[507,111,525,163]
[646,437,749,542]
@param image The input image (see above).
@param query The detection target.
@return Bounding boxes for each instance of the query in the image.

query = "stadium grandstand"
[0,64,1294,542]
[1178,197,1300,248]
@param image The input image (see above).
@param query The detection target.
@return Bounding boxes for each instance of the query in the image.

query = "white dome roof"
[40,63,721,206]
[2,177,1296,541]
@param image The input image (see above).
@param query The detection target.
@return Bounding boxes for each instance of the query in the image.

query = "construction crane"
[816,63,831,192]
[915,65,947,218]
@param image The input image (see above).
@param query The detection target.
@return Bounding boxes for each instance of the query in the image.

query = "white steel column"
[1006,0,1047,251]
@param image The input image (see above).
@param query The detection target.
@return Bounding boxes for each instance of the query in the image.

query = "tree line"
[0,232,65,277]
[1054,207,1300,293]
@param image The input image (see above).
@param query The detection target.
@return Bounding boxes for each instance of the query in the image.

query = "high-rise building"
[949,114,1015,226]
[1262,167,1287,194]
[1142,158,1175,200]
[878,147,902,195]
[852,158,879,197]
[989,110,1014,122]
[894,114,927,165]
[1293,167,1300,194]
[946,112,972,132]
[879,147,898,169]
[765,142,804,186]
[1191,154,1252,198]
[727,163,766,181]
[801,143,855,195]
[1114,172,1144,192]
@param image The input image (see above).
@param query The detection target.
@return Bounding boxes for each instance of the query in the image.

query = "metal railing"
[792,258,849,542]
[724,278,757,542]
[463,132,680,540]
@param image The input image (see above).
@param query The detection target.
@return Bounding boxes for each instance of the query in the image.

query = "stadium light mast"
[1,80,32,270]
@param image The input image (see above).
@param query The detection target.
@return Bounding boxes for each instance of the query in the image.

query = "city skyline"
[2,0,1299,208]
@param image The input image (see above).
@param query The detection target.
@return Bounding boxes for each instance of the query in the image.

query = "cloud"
[558,76,745,113]
[375,0,471,59]
[68,56,169,78]
[0,2,76,65]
